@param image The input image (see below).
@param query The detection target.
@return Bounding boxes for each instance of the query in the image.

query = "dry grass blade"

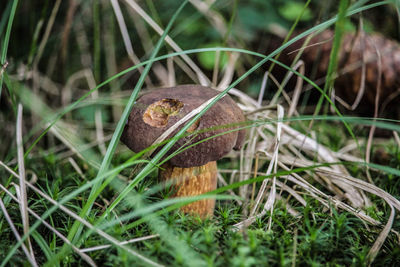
[111,0,141,63]
[80,234,159,253]
[234,106,284,230]
[318,170,400,211]
[217,52,240,90]
[275,180,307,207]
[1,61,8,76]
[32,0,62,69]
[350,24,367,110]
[317,163,400,254]
[189,0,227,37]
[123,0,210,85]
[284,174,380,225]
[103,10,123,121]
[0,160,19,177]
[265,175,276,230]
[250,154,259,207]
[0,198,38,267]
[250,105,283,217]
[67,157,124,218]
[257,71,270,107]
[278,123,365,207]
[217,172,242,205]
[47,121,101,168]
[276,194,300,217]
[212,50,221,86]
[394,131,400,148]
[68,157,85,177]
[365,45,382,185]
[256,107,283,228]
[287,61,304,117]
[16,104,36,264]
[60,0,78,61]
[167,56,176,86]
[62,69,89,107]
[239,119,257,202]
[224,87,259,108]
[85,70,107,155]
[273,60,305,113]
[111,0,153,88]
[0,184,96,267]
[367,204,395,265]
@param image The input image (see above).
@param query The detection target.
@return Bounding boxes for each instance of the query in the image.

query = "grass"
[1,166,399,266]
[1,0,400,266]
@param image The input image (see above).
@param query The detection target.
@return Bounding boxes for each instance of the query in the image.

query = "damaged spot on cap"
[143,98,184,128]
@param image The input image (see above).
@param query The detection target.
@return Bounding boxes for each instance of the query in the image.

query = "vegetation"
[0,0,399,266]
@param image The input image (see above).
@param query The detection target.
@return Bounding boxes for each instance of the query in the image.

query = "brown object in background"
[121,85,246,218]
[267,29,400,117]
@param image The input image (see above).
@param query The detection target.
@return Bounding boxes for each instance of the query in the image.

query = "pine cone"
[267,29,400,117]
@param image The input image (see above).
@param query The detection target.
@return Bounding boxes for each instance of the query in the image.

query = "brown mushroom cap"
[121,85,246,168]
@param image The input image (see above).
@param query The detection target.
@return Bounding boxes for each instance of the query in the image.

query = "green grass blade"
[0,1,13,38]
[93,0,101,83]
[59,0,191,261]
[314,0,349,117]
[0,0,18,103]
[31,231,55,264]
[268,0,311,74]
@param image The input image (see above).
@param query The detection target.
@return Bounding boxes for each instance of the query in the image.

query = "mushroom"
[121,84,246,218]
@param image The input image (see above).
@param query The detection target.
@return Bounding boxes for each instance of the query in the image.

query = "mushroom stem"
[159,161,218,218]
